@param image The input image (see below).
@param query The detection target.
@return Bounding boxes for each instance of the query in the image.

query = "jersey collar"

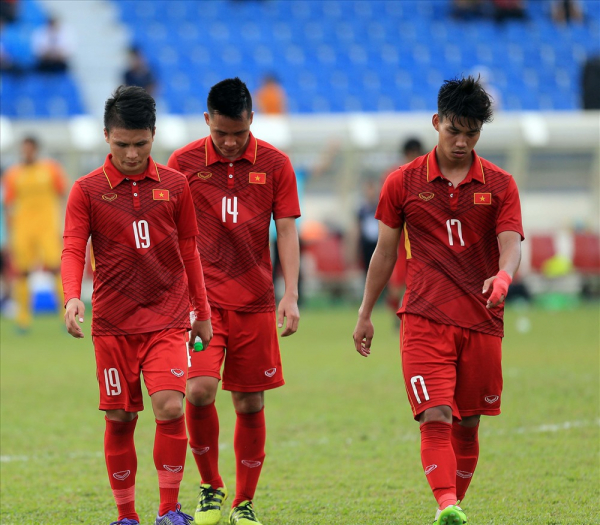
[426,146,485,184]
[205,132,258,166]
[102,154,161,189]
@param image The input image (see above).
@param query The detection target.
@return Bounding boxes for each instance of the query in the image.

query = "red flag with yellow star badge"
[153,189,170,201]
[474,193,491,205]
[249,172,266,184]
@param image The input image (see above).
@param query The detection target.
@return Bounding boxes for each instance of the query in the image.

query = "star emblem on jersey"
[153,189,170,201]
[102,193,118,202]
[419,192,435,201]
[474,192,492,204]
[249,172,266,184]
[197,172,212,180]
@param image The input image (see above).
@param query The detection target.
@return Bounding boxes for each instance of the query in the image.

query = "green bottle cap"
[193,341,204,352]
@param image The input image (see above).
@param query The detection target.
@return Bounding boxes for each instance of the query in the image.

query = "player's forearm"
[179,237,211,321]
[497,232,522,279]
[276,225,300,299]
[61,236,87,306]
[358,246,397,318]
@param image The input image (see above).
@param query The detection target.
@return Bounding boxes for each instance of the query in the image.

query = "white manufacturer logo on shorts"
[424,464,437,475]
[485,395,499,404]
[171,368,184,377]
[457,470,473,479]
[192,447,210,456]
[265,368,276,377]
[241,460,262,468]
[113,470,131,481]
[163,464,183,473]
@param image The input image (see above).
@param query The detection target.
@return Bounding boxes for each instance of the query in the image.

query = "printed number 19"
[133,220,150,249]
[446,219,465,246]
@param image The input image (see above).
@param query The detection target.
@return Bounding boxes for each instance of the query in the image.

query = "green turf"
[1,304,599,524]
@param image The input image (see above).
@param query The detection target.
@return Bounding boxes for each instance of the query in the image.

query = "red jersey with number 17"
[376,147,524,337]
[63,155,200,336]
[168,133,300,313]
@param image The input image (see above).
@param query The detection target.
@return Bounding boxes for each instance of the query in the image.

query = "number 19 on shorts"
[104,368,122,396]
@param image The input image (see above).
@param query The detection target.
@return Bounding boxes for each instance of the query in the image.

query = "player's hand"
[65,298,85,338]
[353,316,374,357]
[277,293,299,337]
[190,318,213,350]
[482,270,512,309]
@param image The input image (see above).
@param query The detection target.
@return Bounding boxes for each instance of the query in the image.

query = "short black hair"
[22,136,39,148]
[207,77,252,119]
[402,137,423,156]
[104,85,156,133]
[437,76,493,126]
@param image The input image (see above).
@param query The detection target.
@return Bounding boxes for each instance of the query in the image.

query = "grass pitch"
[1,304,598,524]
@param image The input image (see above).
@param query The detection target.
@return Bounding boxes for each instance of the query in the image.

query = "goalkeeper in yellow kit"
[3,136,68,331]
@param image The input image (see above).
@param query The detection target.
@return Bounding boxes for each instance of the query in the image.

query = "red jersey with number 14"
[168,133,300,313]
[63,155,200,336]
[376,147,524,337]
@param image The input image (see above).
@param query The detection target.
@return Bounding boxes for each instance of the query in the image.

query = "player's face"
[21,140,38,164]
[433,113,481,165]
[205,110,253,161]
[104,127,155,176]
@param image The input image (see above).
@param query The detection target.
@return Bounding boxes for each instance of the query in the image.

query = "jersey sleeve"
[61,236,87,306]
[50,160,69,196]
[175,179,200,240]
[178,236,210,320]
[375,169,404,229]
[63,181,92,240]
[2,168,16,205]
[496,176,524,240]
[273,157,301,220]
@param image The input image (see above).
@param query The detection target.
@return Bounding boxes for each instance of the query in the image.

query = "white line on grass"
[2,419,598,463]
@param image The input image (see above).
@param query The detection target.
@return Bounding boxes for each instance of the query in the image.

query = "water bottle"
[189,311,204,352]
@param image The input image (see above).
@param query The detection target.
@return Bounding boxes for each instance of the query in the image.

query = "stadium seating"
[0,0,84,118]
[107,0,600,115]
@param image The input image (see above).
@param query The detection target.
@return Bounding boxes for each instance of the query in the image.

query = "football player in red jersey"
[353,76,523,525]
[168,78,300,525]
[62,86,212,525]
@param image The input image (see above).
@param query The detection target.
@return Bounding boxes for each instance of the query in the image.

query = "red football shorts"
[93,329,188,412]
[188,308,284,392]
[400,313,503,421]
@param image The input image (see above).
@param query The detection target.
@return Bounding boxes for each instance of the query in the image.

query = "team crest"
[197,172,212,180]
[102,193,118,202]
[419,192,434,201]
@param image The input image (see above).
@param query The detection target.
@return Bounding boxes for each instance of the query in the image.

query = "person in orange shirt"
[254,74,287,114]
[2,136,68,331]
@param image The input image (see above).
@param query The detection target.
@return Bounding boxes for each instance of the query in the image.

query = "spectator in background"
[492,0,527,22]
[552,0,584,24]
[0,19,24,74]
[255,73,287,114]
[0,0,17,23]
[32,16,73,73]
[2,136,68,332]
[451,0,486,20]
[581,55,600,109]
[124,46,157,97]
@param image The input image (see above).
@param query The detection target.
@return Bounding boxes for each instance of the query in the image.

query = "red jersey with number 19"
[63,155,200,336]
[168,133,300,313]
[376,147,524,337]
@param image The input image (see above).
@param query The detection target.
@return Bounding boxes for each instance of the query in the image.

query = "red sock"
[420,421,457,510]
[154,415,187,516]
[451,421,479,502]
[186,400,223,489]
[104,416,139,522]
[233,407,266,507]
